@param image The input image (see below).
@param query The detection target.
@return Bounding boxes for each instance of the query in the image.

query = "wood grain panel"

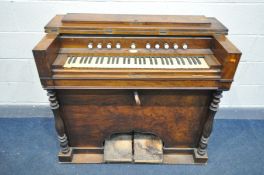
[57,90,211,148]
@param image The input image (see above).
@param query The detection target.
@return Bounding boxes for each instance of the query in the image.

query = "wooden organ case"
[33,14,241,164]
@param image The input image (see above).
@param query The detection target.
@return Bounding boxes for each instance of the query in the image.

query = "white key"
[155,57,162,69]
[198,57,209,69]
[145,57,152,69]
[100,57,108,68]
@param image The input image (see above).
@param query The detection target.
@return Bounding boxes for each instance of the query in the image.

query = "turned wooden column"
[197,90,223,156]
[47,89,70,154]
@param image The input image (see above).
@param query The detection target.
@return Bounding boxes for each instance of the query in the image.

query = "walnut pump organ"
[33,14,241,164]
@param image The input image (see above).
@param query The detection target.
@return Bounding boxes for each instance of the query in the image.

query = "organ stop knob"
[183,43,188,50]
[146,43,151,49]
[97,43,102,49]
[155,44,160,49]
[116,43,121,49]
[107,43,112,49]
[164,43,169,49]
[131,43,136,49]
[173,43,179,49]
[88,43,93,49]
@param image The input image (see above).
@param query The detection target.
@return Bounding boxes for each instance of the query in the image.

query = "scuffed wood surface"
[104,134,132,162]
[134,133,163,163]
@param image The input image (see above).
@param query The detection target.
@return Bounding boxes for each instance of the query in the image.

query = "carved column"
[197,90,223,156]
[47,90,70,154]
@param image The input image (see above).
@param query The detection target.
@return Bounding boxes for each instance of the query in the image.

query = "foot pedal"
[133,133,163,163]
[104,134,133,163]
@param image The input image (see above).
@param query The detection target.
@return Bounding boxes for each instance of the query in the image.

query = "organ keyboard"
[64,56,209,69]
[33,13,241,164]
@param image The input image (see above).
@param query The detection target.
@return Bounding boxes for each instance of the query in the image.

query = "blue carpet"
[0,118,263,175]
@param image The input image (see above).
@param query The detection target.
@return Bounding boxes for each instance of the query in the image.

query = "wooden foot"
[194,148,208,164]
[58,147,73,162]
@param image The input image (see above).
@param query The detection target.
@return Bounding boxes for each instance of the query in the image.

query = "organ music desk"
[33,13,241,164]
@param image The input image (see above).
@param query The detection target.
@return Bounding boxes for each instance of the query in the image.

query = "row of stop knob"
[87,43,188,50]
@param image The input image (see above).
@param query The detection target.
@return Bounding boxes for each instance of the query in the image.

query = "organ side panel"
[33,34,60,87]
[212,36,241,88]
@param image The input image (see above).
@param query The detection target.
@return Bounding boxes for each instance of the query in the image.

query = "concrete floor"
[0,118,263,175]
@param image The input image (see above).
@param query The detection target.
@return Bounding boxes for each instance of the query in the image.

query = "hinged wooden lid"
[62,13,211,26]
[45,13,228,36]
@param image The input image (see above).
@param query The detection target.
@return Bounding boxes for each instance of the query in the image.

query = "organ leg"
[47,90,72,162]
[194,90,223,163]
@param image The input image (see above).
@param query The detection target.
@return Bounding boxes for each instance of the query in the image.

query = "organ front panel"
[33,14,241,164]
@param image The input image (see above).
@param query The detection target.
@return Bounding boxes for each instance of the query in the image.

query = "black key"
[165,57,170,65]
[72,57,77,63]
[128,57,130,64]
[143,57,146,64]
[107,57,111,64]
[67,57,73,64]
[100,57,104,64]
[196,57,202,65]
[149,57,153,65]
[95,57,100,64]
[123,57,126,64]
[139,57,142,65]
[180,57,185,65]
[191,57,197,65]
[80,57,84,64]
[169,57,174,65]
[161,57,165,65]
[187,57,192,65]
[112,57,115,64]
[176,57,181,65]
[116,57,119,64]
[84,57,88,64]
[88,57,93,64]
[154,57,158,65]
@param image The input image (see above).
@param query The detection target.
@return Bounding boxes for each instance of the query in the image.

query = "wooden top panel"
[45,14,228,36]
[62,13,210,25]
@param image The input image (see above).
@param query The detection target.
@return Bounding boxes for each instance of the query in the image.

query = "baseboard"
[216,107,264,119]
[0,105,263,119]
[0,105,52,118]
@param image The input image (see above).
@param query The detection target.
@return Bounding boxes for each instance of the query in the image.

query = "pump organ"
[33,13,241,164]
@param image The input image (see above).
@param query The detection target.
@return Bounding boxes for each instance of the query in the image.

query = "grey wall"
[0,0,264,116]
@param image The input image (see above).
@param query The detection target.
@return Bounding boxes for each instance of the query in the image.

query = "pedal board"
[104,133,163,163]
